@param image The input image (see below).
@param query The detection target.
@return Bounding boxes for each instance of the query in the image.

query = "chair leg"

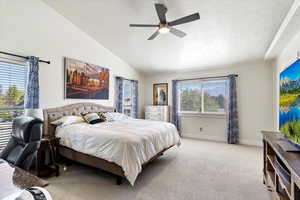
[116,176,123,185]
[54,164,60,176]
[48,143,60,176]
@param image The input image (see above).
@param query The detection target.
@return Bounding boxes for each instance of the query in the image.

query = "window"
[0,61,28,151]
[123,80,133,117]
[178,79,227,114]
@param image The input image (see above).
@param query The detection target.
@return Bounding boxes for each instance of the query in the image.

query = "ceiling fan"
[129,4,200,40]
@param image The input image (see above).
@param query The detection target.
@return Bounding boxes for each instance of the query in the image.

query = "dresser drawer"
[145,106,169,122]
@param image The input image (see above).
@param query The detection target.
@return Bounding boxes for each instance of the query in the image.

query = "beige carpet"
[46,138,270,200]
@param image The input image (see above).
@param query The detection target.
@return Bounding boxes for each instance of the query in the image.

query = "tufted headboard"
[43,103,115,139]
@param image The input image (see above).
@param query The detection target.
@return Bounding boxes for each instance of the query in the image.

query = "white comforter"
[56,119,180,185]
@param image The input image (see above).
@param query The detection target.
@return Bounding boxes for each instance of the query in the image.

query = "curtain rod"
[116,76,138,82]
[0,51,51,64]
[175,74,238,82]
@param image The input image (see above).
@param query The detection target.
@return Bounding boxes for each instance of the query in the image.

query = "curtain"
[172,80,181,135]
[115,76,124,113]
[25,56,39,109]
[131,80,139,118]
[227,74,239,144]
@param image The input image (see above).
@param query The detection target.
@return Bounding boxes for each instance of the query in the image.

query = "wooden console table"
[262,131,300,200]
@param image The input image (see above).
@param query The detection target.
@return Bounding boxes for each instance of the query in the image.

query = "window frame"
[178,78,228,116]
[0,60,28,152]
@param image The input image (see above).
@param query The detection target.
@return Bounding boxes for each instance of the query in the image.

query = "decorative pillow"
[81,112,104,124]
[51,116,84,127]
[103,112,130,122]
[97,112,107,122]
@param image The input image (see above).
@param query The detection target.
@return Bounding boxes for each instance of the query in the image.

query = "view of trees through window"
[179,79,227,114]
[0,61,28,122]
[123,80,133,117]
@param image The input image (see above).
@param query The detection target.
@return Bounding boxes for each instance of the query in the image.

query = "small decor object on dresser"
[145,105,169,122]
[65,57,109,99]
[153,83,168,105]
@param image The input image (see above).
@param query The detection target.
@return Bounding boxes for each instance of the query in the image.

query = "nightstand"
[35,138,60,177]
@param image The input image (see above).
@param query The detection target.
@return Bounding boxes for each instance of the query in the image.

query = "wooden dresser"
[145,106,169,122]
[262,131,300,200]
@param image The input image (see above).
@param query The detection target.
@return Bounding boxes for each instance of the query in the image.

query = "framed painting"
[65,57,109,99]
[153,83,168,105]
[279,59,300,143]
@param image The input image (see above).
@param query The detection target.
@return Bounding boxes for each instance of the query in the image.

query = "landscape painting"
[65,58,109,99]
[279,59,300,143]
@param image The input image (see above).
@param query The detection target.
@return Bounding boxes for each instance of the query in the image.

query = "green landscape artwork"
[280,59,300,144]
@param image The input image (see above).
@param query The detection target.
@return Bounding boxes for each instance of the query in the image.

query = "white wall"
[0,0,145,117]
[0,0,278,145]
[144,61,274,146]
[273,31,300,129]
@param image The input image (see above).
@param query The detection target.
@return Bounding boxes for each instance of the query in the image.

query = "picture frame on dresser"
[153,83,168,105]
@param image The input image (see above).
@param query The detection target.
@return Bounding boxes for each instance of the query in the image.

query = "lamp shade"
[24,109,44,121]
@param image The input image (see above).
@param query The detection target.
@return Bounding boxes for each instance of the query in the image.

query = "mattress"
[56,119,180,185]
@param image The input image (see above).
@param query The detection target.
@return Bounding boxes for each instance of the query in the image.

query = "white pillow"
[51,116,84,127]
[104,112,131,122]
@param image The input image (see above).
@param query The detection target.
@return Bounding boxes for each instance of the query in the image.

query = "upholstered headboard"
[43,103,115,138]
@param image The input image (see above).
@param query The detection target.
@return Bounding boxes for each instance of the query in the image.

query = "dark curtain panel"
[115,76,124,113]
[172,80,181,136]
[227,74,239,144]
[25,56,39,109]
[131,80,139,118]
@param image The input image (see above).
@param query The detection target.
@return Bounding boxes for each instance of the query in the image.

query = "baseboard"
[182,133,226,143]
[182,133,262,147]
[239,139,262,147]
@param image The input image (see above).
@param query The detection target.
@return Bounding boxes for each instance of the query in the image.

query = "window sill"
[179,112,226,119]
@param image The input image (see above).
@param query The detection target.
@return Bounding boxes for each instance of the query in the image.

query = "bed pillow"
[104,112,130,122]
[81,112,105,124]
[51,116,84,127]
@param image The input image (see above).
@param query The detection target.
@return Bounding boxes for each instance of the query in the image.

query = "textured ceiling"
[43,0,293,73]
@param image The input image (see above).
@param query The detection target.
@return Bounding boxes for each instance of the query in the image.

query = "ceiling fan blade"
[168,13,200,26]
[155,4,167,24]
[169,27,186,38]
[148,30,160,40]
[130,24,159,27]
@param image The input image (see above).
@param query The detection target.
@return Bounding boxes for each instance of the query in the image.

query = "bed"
[43,103,180,185]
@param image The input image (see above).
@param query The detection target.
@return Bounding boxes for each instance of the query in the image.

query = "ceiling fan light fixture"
[129,3,200,40]
[159,27,169,34]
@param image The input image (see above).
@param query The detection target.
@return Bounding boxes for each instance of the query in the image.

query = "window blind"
[0,61,28,152]
[0,122,12,151]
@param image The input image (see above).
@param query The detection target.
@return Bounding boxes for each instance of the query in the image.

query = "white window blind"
[0,61,28,151]
[0,122,12,151]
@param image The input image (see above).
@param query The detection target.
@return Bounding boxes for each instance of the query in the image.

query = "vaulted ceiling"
[43,0,293,73]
